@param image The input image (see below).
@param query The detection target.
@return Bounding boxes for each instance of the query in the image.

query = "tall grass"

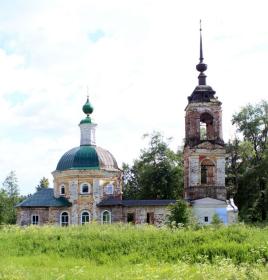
[0,224,268,279]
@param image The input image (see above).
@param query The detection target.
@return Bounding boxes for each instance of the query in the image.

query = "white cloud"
[0,0,268,194]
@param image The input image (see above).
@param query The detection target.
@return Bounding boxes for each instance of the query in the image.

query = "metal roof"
[97,198,176,207]
[16,188,72,208]
[56,145,119,172]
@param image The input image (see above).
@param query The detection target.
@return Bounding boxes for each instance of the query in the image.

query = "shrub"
[167,199,191,227]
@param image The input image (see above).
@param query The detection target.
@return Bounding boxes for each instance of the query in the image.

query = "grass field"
[0,223,268,279]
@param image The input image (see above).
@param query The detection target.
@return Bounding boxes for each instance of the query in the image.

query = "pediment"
[191,197,226,206]
[195,141,224,150]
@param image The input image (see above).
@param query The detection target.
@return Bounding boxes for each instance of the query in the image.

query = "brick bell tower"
[184,23,226,202]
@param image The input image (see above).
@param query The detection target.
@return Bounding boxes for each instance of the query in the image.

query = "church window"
[81,211,90,225]
[102,210,111,224]
[105,183,114,195]
[80,183,90,194]
[31,215,39,225]
[60,185,65,195]
[127,213,135,224]
[61,212,69,226]
[201,165,207,184]
[200,159,215,185]
[199,113,213,140]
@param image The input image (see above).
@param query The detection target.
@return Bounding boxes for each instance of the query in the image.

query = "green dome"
[56,146,118,171]
[83,97,93,115]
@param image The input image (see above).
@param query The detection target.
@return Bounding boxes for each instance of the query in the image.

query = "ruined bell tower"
[183,23,226,202]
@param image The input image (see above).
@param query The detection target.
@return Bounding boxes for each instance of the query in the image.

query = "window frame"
[31,214,39,225]
[200,158,216,185]
[81,210,90,225]
[105,183,114,195]
[60,184,65,195]
[60,211,69,226]
[101,210,111,224]
[80,182,91,195]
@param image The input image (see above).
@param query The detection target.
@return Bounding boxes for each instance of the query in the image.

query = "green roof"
[56,146,100,171]
[16,188,71,208]
[80,116,92,124]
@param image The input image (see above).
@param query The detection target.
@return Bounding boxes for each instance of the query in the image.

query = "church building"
[16,26,238,226]
[16,98,175,226]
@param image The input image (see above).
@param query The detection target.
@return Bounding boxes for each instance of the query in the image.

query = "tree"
[0,190,8,224]
[36,177,49,191]
[232,100,268,163]
[211,213,223,225]
[230,101,268,222]
[123,132,183,200]
[1,171,20,224]
[167,199,191,226]
[3,171,19,197]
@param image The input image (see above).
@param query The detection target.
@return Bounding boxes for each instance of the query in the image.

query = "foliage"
[211,213,223,225]
[228,100,268,222]
[3,171,19,197]
[36,177,49,191]
[0,224,268,279]
[167,199,191,226]
[0,171,20,224]
[123,132,183,199]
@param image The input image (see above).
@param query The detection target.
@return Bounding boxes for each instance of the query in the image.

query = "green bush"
[167,199,191,227]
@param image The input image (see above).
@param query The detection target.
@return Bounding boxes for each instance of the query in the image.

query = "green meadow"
[0,224,268,279]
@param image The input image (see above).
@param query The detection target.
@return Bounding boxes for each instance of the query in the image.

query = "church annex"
[16,26,238,226]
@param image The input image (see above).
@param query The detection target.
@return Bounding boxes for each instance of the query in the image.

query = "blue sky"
[0,0,268,194]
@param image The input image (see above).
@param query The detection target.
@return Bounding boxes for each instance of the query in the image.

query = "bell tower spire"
[196,20,207,86]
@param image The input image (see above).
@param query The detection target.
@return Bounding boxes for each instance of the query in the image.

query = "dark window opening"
[82,184,89,194]
[81,211,90,225]
[146,212,154,224]
[60,186,65,195]
[61,212,69,226]
[32,215,39,225]
[201,166,207,184]
[204,216,209,222]
[127,213,135,224]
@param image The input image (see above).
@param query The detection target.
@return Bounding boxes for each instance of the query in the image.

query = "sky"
[0,0,268,194]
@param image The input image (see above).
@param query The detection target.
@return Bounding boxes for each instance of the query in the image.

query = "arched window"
[200,113,214,140]
[60,185,65,195]
[61,212,69,226]
[105,183,114,195]
[80,183,90,194]
[200,159,215,185]
[102,210,111,224]
[81,211,90,225]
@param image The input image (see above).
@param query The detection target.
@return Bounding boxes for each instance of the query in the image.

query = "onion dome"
[55,97,119,172]
[83,96,94,115]
[80,96,94,124]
